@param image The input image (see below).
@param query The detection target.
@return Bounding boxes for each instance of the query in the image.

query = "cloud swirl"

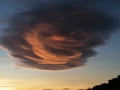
[0,1,117,70]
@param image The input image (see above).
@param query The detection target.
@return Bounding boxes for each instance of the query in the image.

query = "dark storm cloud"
[0,0,117,70]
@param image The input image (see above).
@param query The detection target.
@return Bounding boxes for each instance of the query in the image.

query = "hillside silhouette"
[87,75,120,90]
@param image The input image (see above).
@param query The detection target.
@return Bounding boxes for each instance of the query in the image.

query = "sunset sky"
[0,0,120,90]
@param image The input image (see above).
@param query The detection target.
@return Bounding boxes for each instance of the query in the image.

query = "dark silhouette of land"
[42,75,120,90]
[86,75,120,90]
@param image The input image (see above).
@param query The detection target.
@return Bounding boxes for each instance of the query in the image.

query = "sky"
[0,0,120,90]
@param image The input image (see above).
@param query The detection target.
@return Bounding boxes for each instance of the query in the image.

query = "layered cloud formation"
[0,1,117,70]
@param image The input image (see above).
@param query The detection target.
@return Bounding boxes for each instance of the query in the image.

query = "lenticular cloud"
[0,1,117,70]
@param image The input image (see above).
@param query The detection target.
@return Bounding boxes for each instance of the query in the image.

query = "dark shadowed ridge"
[86,75,120,90]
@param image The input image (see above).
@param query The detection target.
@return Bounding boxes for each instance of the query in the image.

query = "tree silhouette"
[86,75,120,90]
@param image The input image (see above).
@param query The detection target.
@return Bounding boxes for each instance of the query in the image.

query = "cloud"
[43,89,53,90]
[63,88,70,90]
[0,0,117,70]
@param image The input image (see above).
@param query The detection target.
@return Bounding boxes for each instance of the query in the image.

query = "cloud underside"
[0,1,116,70]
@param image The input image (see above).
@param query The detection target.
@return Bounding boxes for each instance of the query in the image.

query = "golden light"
[0,81,15,90]
[0,87,14,90]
